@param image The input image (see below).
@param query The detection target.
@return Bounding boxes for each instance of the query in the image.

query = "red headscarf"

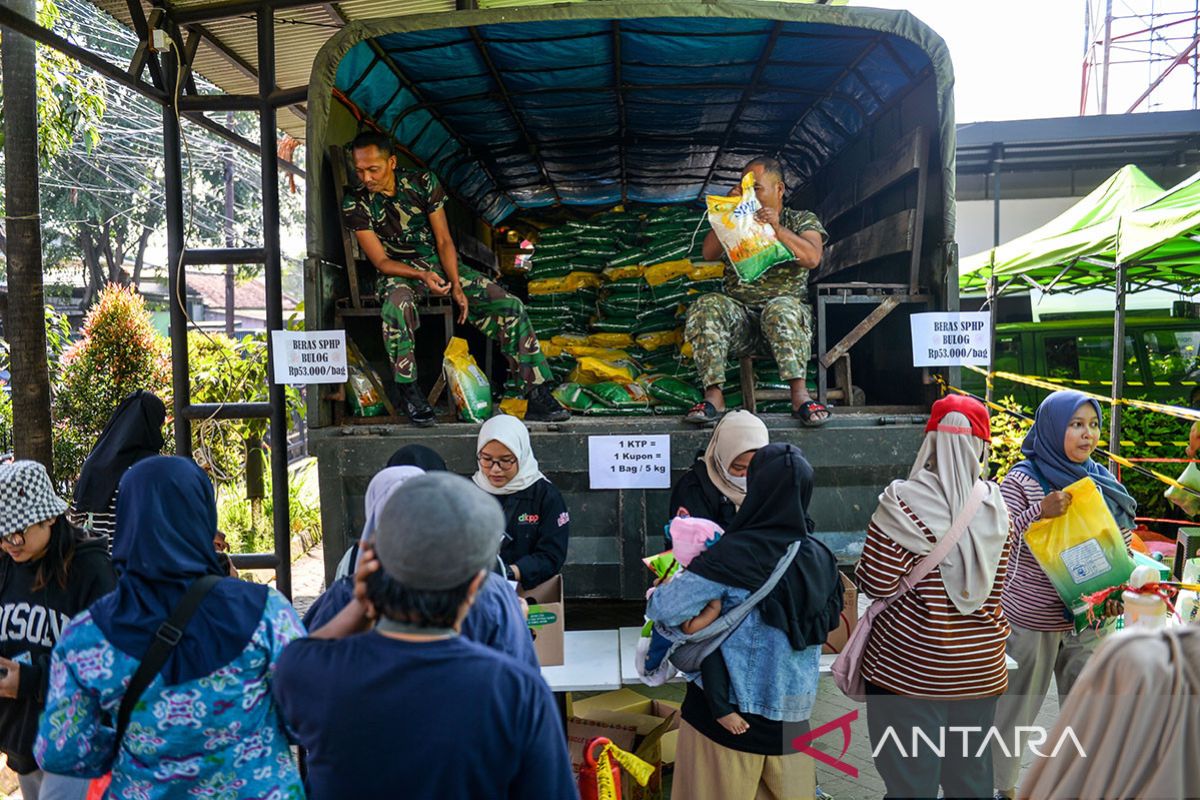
[870,396,1009,615]
[926,394,991,442]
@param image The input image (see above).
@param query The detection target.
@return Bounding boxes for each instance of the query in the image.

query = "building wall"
[957,197,1077,260]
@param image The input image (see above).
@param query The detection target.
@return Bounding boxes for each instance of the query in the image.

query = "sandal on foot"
[793,399,831,428]
[684,401,722,425]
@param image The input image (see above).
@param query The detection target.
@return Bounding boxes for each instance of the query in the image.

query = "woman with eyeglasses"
[471,415,570,590]
[0,461,115,800]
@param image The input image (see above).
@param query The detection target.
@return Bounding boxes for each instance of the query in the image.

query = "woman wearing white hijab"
[472,415,570,589]
[667,410,769,537]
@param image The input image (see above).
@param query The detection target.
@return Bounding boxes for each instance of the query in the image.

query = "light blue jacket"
[647,570,820,722]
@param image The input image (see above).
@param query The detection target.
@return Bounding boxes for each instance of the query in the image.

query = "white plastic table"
[619,626,1016,685]
[540,629,623,692]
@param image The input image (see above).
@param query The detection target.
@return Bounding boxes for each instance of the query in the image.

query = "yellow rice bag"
[644,259,693,287]
[443,337,492,423]
[707,172,793,283]
[537,340,563,358]
[562,345,632,361]
[528,271,603,295]
[587,333,635,349]
[689,261,725,281]
[499,397,528,419]
[602,264,645,282]
[551,333,590,348]
[569,356,639,385]
[680,341,694,359]
[636,329,683,351]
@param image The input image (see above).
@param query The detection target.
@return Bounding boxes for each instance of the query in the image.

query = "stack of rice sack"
[519,205,821,417]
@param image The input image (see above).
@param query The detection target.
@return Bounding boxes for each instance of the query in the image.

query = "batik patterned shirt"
[35,591,305,800]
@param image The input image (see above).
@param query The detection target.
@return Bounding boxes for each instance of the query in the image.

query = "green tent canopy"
[1116,170,1200,290]
[958,164,1164,294]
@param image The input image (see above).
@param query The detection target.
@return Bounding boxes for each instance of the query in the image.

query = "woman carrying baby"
[647,443,842,800]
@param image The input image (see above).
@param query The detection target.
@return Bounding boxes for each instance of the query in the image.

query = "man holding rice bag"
[685,158,830,427]
[342,132,569,425]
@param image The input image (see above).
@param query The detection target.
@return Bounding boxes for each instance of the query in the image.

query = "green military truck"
[303,1,961,599]
[962,313,1200,408]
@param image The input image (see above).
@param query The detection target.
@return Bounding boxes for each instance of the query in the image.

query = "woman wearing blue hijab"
[35,457,306,800]
[991,391,1137,799]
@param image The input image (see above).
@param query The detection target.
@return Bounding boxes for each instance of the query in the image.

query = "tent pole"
[987,164,1001,406]
[987,274,998,406]
[1109,260,1128,466]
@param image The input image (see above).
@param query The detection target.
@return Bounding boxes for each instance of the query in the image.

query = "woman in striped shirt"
[857,395,1011,800]
[992,390,1136,799]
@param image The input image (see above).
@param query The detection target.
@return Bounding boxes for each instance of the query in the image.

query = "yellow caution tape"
[937,378,1198,495]
[594,742,655,800]
[966,366,1200,423]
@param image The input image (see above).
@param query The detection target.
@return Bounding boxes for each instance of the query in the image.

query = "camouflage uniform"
[684,209,827,388]
[342,169,551,388]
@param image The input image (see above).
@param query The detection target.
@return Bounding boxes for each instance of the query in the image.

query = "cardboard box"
[1175,528,1200,580]
[822,572,859,655]
[519,574,564,667]
[568,689,680,800]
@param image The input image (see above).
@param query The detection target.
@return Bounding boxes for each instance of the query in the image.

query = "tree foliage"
[0,306,73,455]
[0,0,106,166]
[988,395,1034,481]
[4,0,306,303]
[51,284,170,485]
[188,331,301,484]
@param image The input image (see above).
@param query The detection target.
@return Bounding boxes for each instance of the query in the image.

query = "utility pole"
[1100,0,1114,114]
[224,112,236,337]
[2,0,55,469]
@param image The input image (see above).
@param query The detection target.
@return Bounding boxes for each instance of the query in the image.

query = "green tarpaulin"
[1116,170,1200,289]
[959,164,1164,293]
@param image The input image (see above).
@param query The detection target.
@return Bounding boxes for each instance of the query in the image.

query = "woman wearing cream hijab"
[1019,626,1200,800]
[472,415,570,589]
[667,410,769,539]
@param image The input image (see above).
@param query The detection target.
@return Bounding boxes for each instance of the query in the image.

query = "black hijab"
[386,444,448,472]
[91,456,268,685]
[73,390,166,513]
[687,443,843,651]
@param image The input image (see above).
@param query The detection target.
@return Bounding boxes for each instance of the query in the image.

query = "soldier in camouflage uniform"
[684,157,831,427]
[342,132,568,425]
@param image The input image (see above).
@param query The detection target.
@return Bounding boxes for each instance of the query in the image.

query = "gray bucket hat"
[0,460,69,537]
[374,472,504,591]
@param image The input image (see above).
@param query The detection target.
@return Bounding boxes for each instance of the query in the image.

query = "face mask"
[725,473,748,493]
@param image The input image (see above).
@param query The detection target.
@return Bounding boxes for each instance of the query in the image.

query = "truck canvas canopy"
[306,0,956,236]
[304,1,961,598]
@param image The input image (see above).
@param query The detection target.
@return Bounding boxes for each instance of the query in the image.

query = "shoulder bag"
[832,480,989,701]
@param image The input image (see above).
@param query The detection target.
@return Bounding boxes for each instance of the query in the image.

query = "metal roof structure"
[957,110,1200,176]
[84,0,458,140]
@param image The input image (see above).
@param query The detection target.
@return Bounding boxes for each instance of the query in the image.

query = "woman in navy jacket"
[472,415,570,589]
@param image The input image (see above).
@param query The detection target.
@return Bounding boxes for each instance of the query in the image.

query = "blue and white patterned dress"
[35,590,305,800]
